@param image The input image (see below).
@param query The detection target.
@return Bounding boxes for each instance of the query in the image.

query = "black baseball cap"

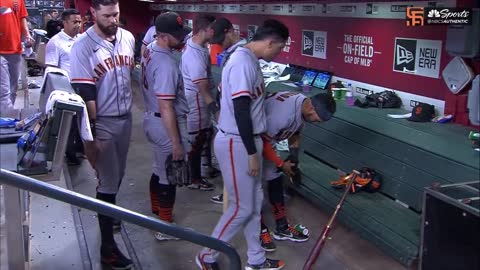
[210,18,233,44]
[155,12,191,42]
[310,93,336,121]
[408,103,435,122]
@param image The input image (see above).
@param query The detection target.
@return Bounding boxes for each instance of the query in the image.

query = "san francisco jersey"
[264,91,307,143]
[217,47,266,135]
[181,38,214,93]
[142,25,155,46]
[141,43,189,117]
[70,27,135,117]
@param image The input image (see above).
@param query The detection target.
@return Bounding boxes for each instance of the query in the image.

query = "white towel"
[45,90,93,141]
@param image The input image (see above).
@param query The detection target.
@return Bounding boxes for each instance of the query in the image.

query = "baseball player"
[180,14,217,191]
[208,91,336,251]
[141,12,191,241]
[45,8,82,165]
[196,20,289,270]
[70,0,134,268]
[259,91,336,251]
[208,17,247,69]
[140,9,169,57]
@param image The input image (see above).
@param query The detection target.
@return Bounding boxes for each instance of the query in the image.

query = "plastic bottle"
[302,79,311,92]
[346,83,355,106]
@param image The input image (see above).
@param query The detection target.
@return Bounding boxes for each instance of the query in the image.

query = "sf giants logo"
[406,7,424,26]
[415,106,423,115]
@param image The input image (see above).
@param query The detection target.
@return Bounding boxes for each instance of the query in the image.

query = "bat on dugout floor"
[302,170,360,270]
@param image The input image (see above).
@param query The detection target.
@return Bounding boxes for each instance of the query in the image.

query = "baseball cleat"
[210,194,223,204]
[245,258,285,270]
[188,178,215,191]
[273,226,309,242]
[260,228,276,252]
[195,255,220,270]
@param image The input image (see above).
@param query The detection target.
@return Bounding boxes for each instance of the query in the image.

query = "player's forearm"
[85,101,97,120]
[73,83,97,119]
[21,18,31,39]
[262,136,284,167]
[141,45,147,58]
[288,132,300,158]
[233,97,257,155]
[158,100,181,146]
[197,81,214,106]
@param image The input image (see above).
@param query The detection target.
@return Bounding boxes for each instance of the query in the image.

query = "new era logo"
[393,38,417,73]
[395,45,414,65]
[303,35,313,51]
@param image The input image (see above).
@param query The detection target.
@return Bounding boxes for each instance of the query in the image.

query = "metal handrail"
[0,169,241,270]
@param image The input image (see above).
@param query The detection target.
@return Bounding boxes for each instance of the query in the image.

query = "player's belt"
[146,111,187,119]
[145,111,162,118]
[218,128,261,137]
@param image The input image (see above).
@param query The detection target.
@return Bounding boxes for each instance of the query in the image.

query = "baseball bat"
[302,170,359,270]
[223,184,228,213]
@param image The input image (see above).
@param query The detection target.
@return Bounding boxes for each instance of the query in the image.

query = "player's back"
[218,47,266,135]
[141,43,189,117]
[265,91,306,142]
[180,38,213,93]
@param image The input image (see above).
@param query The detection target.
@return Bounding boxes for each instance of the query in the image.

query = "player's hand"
[248,153,260,177]
[172,143,185,161]
[84,140,99,169]
[281,160,296,177]
[25,35,34,48]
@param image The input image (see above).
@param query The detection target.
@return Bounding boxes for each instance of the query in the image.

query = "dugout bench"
[212,66,480,267]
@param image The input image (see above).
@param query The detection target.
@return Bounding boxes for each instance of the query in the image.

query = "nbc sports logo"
[427,9,441,17]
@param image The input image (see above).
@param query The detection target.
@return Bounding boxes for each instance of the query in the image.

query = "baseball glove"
[165,154,191,187]
[285,155,302,186]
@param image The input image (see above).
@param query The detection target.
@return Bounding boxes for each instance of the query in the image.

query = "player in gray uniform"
[140,9,170,57]
[208,17,248,204]
[208,17,247,69]
[70,0,134,269]
[141,12,191,241]
[180,14,216,191]
[197,20,289,270]
[259,91,336,251]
